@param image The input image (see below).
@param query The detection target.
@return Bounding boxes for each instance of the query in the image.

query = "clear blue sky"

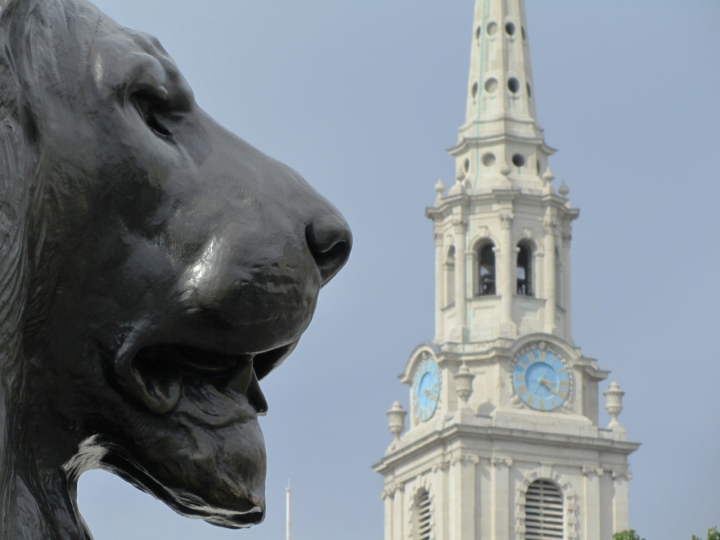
[78,1,720,539]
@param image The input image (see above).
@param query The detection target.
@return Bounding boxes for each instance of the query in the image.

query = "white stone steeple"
[375,2,640,539]
[428,0,577,346]
[451,0,554,195]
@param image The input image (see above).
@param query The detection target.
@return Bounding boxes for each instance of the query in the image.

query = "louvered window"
[415,489,432,540]
[524,480,564,540]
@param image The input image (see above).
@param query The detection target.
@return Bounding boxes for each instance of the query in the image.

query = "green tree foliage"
[692,526,720,540]
[613,531,644,540]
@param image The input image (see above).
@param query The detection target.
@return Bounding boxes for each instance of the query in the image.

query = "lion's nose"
[305,213,352,285]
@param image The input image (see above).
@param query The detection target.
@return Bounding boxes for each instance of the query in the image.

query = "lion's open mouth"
[135,343,254,382]
[127,340,297,417]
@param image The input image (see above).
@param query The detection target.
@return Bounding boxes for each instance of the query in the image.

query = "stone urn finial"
[387,401,407,443]
[448,167,467,196]
[434,179,446,206]
[603,382,626,434]
[558,180,570,198]
[454,363,475,408]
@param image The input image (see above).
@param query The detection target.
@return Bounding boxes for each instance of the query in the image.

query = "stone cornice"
[447,132,557,157]
[428,190,578,221]
[372,423,641,475]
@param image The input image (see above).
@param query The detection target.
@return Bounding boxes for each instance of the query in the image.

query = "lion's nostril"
[305,214,352,284]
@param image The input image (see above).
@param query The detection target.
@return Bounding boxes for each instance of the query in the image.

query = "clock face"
[413,358,441,423]
[512,348,570,411]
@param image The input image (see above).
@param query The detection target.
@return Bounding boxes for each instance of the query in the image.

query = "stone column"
[453,220,468,342]
[491,457,512,540]
[582,467,603,540]
[543,209,557,334]
[498,212,515,337]
[449,455,478,540]
[434,232,445,343]
[612,472,631,532]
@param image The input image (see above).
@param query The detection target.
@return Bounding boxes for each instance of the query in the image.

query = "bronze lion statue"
[0,0,352,537]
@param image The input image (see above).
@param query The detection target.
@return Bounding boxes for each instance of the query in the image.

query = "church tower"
[373,2,640,540]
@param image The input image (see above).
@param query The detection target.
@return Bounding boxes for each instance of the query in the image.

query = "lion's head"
[0,0,351,537]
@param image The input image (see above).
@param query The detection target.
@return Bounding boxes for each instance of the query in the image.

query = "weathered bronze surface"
[0,0,352,537]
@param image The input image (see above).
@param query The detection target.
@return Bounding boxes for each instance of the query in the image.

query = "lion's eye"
[134,91,173,138]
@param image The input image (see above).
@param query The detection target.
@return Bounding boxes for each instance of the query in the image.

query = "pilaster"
[434,232,445,342]
[449,455,479,540]
[498,210,516,338]
[491,456,513,540]
[392,483,405,540]
[562,231,573,340]
[453,219,469,342]
[582,467,603,540]
[382,487,394,540]
[543,208,557,334]
[612,471,631,532]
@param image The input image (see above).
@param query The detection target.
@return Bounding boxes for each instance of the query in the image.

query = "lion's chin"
[101,447,266,529]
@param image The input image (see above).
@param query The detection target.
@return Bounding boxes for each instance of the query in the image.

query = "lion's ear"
[113,352,183,414]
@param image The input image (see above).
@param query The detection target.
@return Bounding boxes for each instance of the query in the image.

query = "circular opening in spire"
[522,26,527,40]
[526,83,532,98]
[476,26,482,41]
[472,82,479,99]
[487,22,498,36]
[485,78,498,93]
[512,154,525,168]
[482,153,496,167]
[464,159,470,172]
[505,22,516,36]
[508,77,520,93]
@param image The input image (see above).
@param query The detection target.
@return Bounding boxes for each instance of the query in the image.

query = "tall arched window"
[478,243,496,295]
[445,246,455,307]
[524,480,564,539]
[413,489,433,540]
[517,242,533,296]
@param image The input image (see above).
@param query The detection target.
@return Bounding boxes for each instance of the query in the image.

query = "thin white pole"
[286,480,291,540]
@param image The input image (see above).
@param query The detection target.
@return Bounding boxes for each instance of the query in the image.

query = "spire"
[449,0,555,193]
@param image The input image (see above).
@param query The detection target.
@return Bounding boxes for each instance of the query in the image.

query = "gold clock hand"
[539,379,558,395]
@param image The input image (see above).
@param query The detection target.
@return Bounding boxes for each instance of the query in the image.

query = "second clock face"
[413,358,441,422]
[513,349,570,411]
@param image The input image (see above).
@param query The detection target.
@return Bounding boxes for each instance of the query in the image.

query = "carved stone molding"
[451,454,480,466]
[515,468,579,540]
[582,466,605,477]
[543,218,558,235]
[382,480,405,499]
[499,211,514,229]
[611,470,633,481]
[491,456,514,468]
[453,219,468,234]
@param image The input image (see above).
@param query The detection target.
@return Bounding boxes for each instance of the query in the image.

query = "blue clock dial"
[413,359,441,422]
[512,349,570,411]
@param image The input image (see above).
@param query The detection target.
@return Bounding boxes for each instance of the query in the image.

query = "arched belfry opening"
[523,479,564,539]
[477,242,496,296]
[445,246,456,307]
[517,241,533,296]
